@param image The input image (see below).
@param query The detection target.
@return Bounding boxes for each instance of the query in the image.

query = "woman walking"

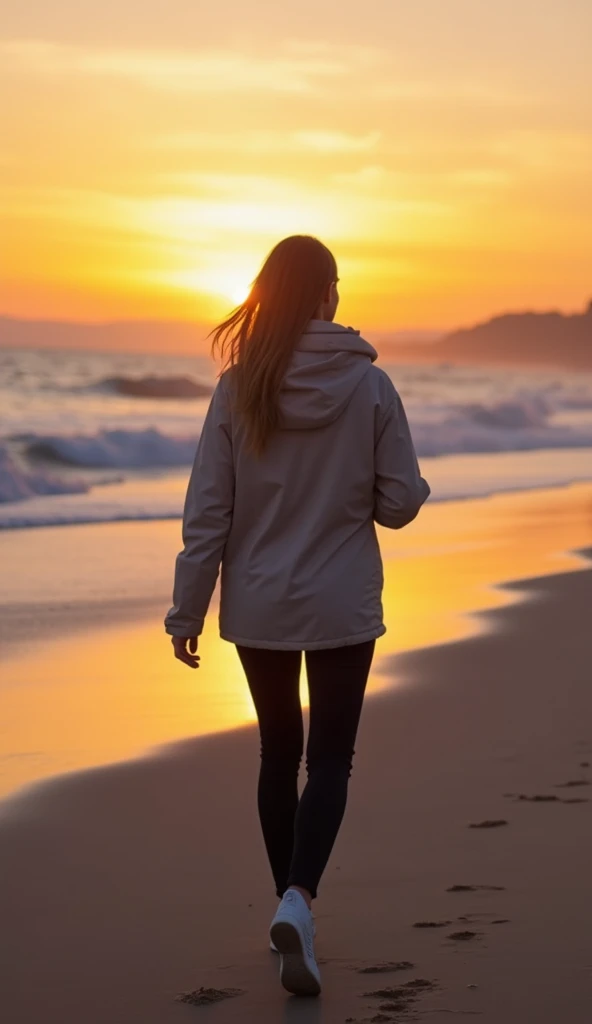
[165,235,430,997]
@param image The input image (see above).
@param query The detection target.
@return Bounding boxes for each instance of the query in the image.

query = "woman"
[165,235,430,997]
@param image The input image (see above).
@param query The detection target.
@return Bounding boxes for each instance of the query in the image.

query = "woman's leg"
[287,640,375,899]
[236,645,304,898]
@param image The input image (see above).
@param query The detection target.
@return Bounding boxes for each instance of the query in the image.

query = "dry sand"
[1,554,591,1023]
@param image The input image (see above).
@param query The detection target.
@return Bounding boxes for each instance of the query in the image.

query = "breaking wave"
[14,396,592,473]
[0,444,88,504]
[96,374,213,400]
[25,428,199,469]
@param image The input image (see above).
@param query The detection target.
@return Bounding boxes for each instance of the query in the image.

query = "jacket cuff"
[164,619,204,637]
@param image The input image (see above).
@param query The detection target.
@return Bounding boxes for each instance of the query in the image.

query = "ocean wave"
[0,506,180,529]
[26,428,198,469]
[0,444,88,504]
[2,449,591,529]
[460,397,550,429]
[410,398,592,456]
[97,375,213,399]
[15,396,592,474]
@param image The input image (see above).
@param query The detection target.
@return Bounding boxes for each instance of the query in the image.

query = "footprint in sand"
[512,794,560,802]
[176,986,243,1006]
[345,1017,392,1023]
[361,978,438,1018]
[507,781,591,804]
[509,792,589,804]
[356,961,415,975]
[458,912,504,923]
[447,884,505,892]
[415,911,510,934]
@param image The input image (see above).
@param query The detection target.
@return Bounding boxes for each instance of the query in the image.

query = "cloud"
[448,168,514,187]
[149,131,286,154]
[487,128,592,170]
[149,129,381,155]
[333,165,389,186]
[2,170,453,255]
[1,39,360,95]
[1,181,339,243]
[292,131,381,153]
[2,39,533,111]
[372,79,537,107]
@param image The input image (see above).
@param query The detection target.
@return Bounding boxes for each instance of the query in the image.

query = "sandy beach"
[1,486,591,1022]
[4,4,592,1017]
[1,484,590,797]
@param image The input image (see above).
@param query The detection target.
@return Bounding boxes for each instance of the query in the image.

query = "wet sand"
[1,527,591,1019]
[1,483,591,797]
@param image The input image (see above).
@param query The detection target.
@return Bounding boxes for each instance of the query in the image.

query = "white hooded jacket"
[165,320,430,649]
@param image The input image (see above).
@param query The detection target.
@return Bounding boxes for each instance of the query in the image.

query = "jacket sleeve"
[164,379,234,637]
[374,376,430,530]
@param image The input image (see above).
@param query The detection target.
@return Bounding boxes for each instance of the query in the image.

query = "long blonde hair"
[211,235,337,453]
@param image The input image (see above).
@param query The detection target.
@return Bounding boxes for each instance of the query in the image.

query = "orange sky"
[1,1,591,333]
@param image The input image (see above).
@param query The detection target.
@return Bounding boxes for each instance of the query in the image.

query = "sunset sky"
[2,1,591,334]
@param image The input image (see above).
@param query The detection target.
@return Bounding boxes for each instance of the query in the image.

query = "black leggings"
[237,640,375,900]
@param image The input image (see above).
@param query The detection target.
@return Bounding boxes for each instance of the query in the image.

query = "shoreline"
[2,450,592,531]
[1,482,591,801]
[1,556,591,1021]
[1,480,590,653]
[3,546,591,817]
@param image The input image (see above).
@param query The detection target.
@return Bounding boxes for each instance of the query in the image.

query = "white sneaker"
[270,917,316,953]
[269,889,321,997]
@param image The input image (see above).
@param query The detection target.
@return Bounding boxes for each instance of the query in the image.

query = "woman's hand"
[171,636,200,669]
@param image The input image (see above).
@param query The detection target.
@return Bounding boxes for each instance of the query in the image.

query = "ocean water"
[1,345,592,528]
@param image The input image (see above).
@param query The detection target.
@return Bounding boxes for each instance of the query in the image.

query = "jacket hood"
[280,320,378,430]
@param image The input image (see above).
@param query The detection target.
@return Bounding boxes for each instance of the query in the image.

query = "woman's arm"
[374,375,430,529]
[165,377,234,639]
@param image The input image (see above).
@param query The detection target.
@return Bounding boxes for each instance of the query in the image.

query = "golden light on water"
[1,484,590,800]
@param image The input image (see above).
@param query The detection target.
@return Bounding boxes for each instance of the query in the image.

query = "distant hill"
[0,317,442,356]
[1,301,591,369]
[0,318,211,355]
[387,300,592,370]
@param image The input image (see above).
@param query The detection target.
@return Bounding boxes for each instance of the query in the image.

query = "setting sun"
[201,266,254,308]
[164,264,254,309]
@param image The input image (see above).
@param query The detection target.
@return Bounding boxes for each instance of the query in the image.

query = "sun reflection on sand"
[0,484,590,799]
